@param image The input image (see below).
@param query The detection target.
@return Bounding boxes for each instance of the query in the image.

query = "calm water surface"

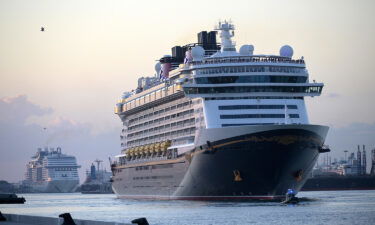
[1,191,375,225]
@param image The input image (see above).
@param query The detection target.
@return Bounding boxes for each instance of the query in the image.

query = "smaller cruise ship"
[24,147,81,193]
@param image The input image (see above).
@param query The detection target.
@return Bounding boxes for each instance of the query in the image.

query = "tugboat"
[281,189,299,204]
[0,193,26,204]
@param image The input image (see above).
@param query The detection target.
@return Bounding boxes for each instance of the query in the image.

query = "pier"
[1,213,133,225]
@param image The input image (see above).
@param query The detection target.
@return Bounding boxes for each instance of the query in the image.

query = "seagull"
[41,27,45,32]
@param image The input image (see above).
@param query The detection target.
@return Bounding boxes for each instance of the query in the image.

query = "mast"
[215,20,236,52]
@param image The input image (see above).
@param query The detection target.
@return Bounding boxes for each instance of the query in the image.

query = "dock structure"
[1,214,133,225]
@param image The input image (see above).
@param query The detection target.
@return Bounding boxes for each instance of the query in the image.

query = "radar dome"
[191,46,205,61]
[280,45,293,58]
[239,45,254,55]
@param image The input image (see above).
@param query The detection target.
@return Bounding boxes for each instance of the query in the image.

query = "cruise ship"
[24,147,80,193]
[111,21,330,200]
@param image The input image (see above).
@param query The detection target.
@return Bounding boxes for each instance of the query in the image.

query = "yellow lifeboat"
[139,146,144,155]
[149,143,155,154]
[160,141,166,152]
[143,145,149,154]
[155,142,161,153]
[161,140,172,151]
[134,146,139,156]
[142,145,148,155]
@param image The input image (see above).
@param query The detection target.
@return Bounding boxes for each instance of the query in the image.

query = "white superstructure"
[24,147,80,193]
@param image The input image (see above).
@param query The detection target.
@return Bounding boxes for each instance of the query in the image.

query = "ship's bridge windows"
[220,114,300,119]
[195,76,307,84]
[184,86,322,95]
[218,105,298,110]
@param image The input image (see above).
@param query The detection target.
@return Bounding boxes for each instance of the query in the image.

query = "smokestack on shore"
[371,147,375,175]
[363,145,367,175]
[357,145,362,175]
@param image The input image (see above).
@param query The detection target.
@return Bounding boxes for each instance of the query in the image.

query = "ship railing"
[127,108,194,130]
[127,122,195,141]
[191,56,305,66]
[125,155,169,164]
[127,127,195,145]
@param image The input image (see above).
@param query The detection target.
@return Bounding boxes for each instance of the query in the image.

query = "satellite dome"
[280,45,293,58]
[154,62,161,73]
[191,46,205,61]
[239,45,254,55]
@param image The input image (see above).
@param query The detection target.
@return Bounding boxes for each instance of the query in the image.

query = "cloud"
[326,122,375,150]
[0,95,121,183]
[44,116,92,146]
[0,95,52,125]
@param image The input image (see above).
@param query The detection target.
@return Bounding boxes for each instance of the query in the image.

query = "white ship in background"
[24,147,80,193]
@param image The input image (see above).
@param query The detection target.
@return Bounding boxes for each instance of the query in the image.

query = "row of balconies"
[127,100,192,126]
[127,120,196,142]
[127,126,196,147]
[127,110,195,134]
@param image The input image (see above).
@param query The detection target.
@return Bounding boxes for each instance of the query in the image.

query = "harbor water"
[1,190,375,225]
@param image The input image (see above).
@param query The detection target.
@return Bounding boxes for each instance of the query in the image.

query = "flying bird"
[41,27,45,32]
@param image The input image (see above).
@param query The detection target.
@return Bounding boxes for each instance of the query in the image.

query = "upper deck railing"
[191,55,305,66]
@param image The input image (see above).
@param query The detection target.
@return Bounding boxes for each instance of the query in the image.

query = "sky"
[1,0,375,182]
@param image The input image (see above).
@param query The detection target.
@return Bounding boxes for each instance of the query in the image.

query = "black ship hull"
[112,124,328,200]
